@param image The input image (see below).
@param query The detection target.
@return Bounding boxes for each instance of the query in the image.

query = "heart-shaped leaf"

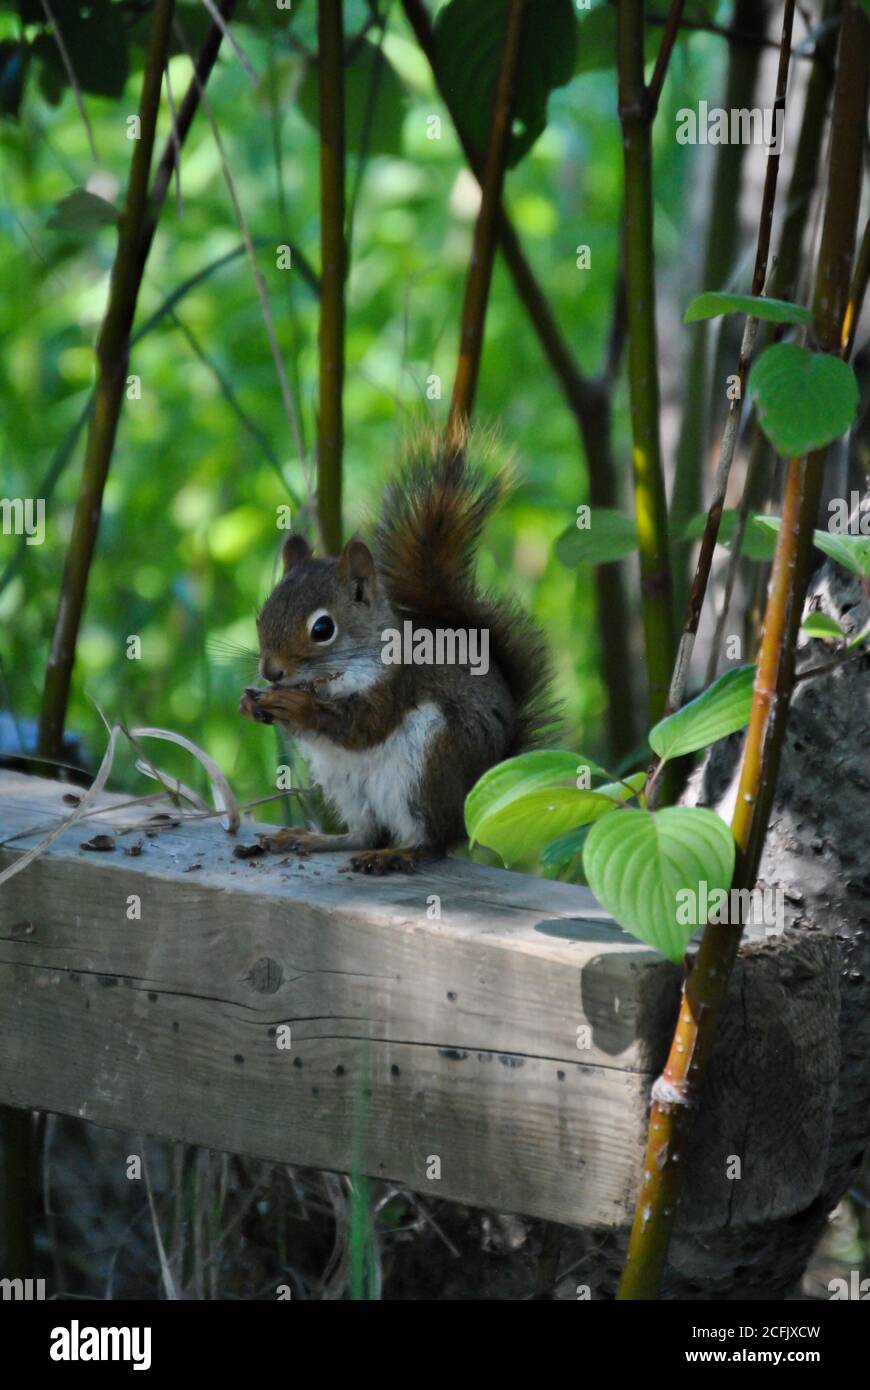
[470,786,631,866]
[466,751,610,831]
[555,509,638,567]
[749,344,859,457]
[684,292,812,326]
[583,807,736,964]
[465,750,638,866]
[649,666,755,762]
[435,0,577,167]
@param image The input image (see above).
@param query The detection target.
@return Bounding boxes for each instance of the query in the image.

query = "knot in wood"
[248,957,283,994]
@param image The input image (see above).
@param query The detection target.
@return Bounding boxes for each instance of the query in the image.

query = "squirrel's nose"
[260,656,285,683]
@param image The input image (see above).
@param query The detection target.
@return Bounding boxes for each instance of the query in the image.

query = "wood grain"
[0,772,834,1231]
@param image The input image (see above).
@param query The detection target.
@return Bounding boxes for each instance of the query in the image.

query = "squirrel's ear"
[336,538,376,601]
[281,534,311,573]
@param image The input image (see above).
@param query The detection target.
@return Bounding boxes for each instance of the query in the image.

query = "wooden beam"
[0,772,836,1232]
[0,772,675,1229]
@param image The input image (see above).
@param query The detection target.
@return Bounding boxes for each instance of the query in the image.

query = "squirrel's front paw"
[239,687,273,724]
[240,684,316,727]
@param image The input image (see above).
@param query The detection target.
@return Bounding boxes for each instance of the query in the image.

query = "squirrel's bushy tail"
[374,429,555,753]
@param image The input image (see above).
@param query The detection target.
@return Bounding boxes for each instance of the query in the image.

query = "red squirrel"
[239,435,552,873]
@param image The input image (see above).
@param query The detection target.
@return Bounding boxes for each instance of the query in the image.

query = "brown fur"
[374,430,555,755]
[241,435,555,866]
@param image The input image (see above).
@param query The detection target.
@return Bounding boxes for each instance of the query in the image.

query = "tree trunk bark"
[658,531,869,1297]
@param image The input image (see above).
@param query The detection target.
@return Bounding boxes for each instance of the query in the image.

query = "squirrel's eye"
[308,610,337,645]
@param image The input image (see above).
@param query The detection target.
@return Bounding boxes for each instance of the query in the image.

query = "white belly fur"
[297,701,445,845]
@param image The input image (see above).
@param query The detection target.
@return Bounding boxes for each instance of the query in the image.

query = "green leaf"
[649,666,755,762]
[464,751,641,867]
[435,0,577,167]
[299,37,405,156]
[756,516,870,581]
[36,47,65,106]
[809,533,870,580]
[33,0,128,100]
[539,826,588,870]
[472,786,631,866]
[465,749,609,846]
[46,188,118,233]
[555,509,638,567]
[748,344,859,457]
[575,5,656,73]
[684,292,813,327]
[583,807,736,964]
[129,3,216,60]
[681,509,778,562]
[802,612,847,642]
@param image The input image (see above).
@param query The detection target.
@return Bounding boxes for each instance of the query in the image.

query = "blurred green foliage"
[0,0,721,827]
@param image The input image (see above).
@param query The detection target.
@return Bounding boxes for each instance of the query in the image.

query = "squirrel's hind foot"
[258,827,316,854]
[258,828,356,855]
[258,828,389,856]
[350,846,430,875]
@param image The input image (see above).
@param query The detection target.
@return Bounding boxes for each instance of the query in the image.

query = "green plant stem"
[402,0,636,759]
[584,388,638,761]
[403,0,616,420]
[646,0,686,114]
[447,0,529,435]
[266,19,309,464]
[661,0,796,721]
[670,0,768,617]
[35,0,238,762]
[707,0,841,675]
[763,0,840,310]
[1,235,314,609]
[168,310,297,500]
[742,0,867,870]
[317,0,346,556]
[617,0,676,726]
[618,0,868,1301]
[142,0,238,262]
[16,0,181,1278]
